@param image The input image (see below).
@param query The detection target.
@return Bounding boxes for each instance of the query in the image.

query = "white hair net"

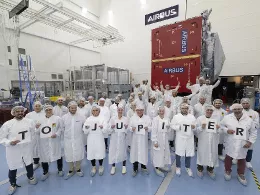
[136,104,145,110]
[99,98,105,102]
[180,103,189,109]
[205,105,214,110]
[91,105,100,111]
[117,104,125,110]
[44,104,53,111]
[213,99,223,105]
[240,98,250,104]
[79,97,86,101]
[33,101,42,107]
[11,106,27,116]
[230,103,243,110]
[68,101,78,108]
[57,97,65,101]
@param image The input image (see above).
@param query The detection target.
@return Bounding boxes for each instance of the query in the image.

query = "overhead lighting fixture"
[82,7,88,16]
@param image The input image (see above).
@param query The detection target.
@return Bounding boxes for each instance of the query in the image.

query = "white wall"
[100,0,260,83]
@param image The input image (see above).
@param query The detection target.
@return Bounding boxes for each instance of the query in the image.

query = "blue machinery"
[18,54,38,111]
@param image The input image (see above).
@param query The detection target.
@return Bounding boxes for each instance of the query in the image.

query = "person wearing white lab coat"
[212,99,227,161]
[110,96,120,118]
[53,97,68,117]
[204,78,221,104]
[126,102,136,150]
[140,80,151,101]
[150,85,163,105]
[25,101,45,170]
[37,105,64,181]
[221,103,257,186]
[108,105,129,175]
[99,98,111,151]
[194,96,209,119]
[164,97,175,151]
[133,83,142,99]
[160,80,180,97]
[77,97,88,119]
[101,92,112,108]
[0,106,37,194]
[177,96,194,115]
[151,107,171,177]
[186,77,205,106]
[134,92,148,113]
[125,96,134,116]
[83,105,108,177]
[146,96,160,120]
[170,89,182,111]
[129,104,152,177]
[196,105,221,180]
[85,96,97,117]
[171,103,196,177]
[117,94,126,107]
[241,98,259,170]
[62,101,85,180]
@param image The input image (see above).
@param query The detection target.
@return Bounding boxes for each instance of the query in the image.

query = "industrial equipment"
[151,9,225,93]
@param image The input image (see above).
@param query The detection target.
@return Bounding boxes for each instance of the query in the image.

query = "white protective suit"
[150,89,163,105]
[37,115,62,162]
[170,96,182,111]
[194,103,209,119]
[160,84,180,97]
[212,108,227,144]
[129,114,152,165]
[53,105,68,117]
[25,110,45,158]
[140,84,150,101]
[186,83,201,106]
[220,113,257,159]
[126,109,136,146]
[110,103,119,118]
[204,80,221,104]
[0,118,35,170]
[62,113,85,162]
[99,105,111,139]
[105,98,112,108]
[83,115,107,160]
[196,115,220,167]
[85,102,97,118]
[164,105,174,141]
[151,116,171,168]
[171,113,196,157]
[146,102,160,120]
[108,116,129,164]
[77,105,88,119]
[134,98,148,113]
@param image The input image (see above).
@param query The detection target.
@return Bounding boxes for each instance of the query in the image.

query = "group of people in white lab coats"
[0,77,258,195]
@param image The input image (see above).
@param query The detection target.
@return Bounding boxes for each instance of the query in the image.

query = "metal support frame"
[0,0,124,46]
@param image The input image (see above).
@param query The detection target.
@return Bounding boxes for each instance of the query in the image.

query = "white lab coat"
[110,103,119,118]
[220,113,257,159]
[164,106,174,141]
[0,118,35,170]
[212,108,227,144]
[105,98,112,108]
[77,105,88,119]
[53,105,68,117]
[37,115,62,162]
[25,110,45,158]
[108,116,129,164]
[170,96,182,111]
[150,89,163,105]
[171,113,196,157]
[194,103,208,118]
[126,109,136,146]
[141,84,150,100]
[85,102,97,118]
[62,113,85,162]
[151,116,171,168]
[83,116,107,160]
[129,114,152,165]
[186,83,201,106]
[99,106,111,138]
[203,80,220,104]
[196,115,220,167]
[124,102,131,116]
[146,102,160,120]
[134,98,148,113]
[119,99,126,107]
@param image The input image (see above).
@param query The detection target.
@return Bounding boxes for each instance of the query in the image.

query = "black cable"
[185,0,188,19]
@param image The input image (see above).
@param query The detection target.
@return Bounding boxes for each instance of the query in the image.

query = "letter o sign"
[41,126,51,134]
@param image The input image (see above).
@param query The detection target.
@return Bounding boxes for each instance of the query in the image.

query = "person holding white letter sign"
[221,103,257,186]
[37,105,64,181]
[129,104,151,177]
[151,107,171,178]
[196,105,220,180]
[171,103,196,177]
[83,105,107,177]
[0,106,37,195]
[108,105,129,175]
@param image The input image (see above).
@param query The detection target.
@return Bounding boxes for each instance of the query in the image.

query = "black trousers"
[218,144,224,155]
[41,157,63,174]
[133,162,146,171]
[104,138,108,149]
[33,158,40,164]
[246,150,253,162]
[169,141,174,147]
[112,160,126,167]
[91,159,103,166]
[197,165,214,172]
[9,163,33,185]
